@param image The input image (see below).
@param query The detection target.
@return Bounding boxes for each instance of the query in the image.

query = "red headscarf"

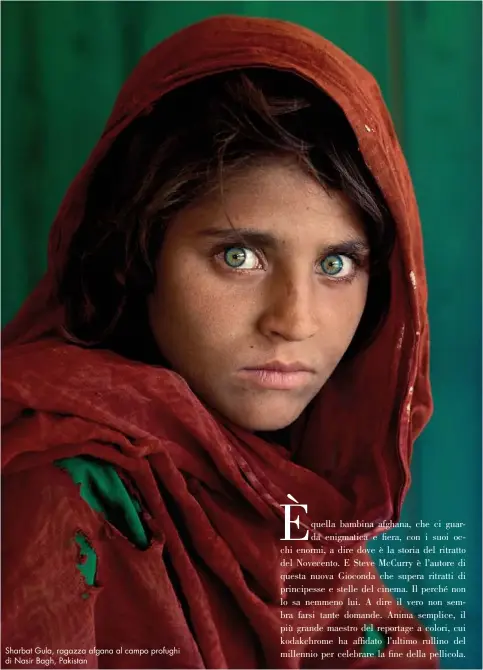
[2,15,435,669]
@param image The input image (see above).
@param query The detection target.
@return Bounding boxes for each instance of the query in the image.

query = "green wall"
[2,2,481,667]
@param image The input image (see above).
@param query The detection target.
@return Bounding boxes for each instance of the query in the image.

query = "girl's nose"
[257,274,318,342]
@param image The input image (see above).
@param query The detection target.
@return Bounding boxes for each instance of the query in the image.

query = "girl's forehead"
[163,160,367,248]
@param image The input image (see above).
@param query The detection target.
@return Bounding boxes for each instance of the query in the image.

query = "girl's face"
[148,158,369,431]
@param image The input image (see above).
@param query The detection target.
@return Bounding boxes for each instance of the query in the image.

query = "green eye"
[220,246,262,271]
[320,254,344,276]
[224,247,247,268]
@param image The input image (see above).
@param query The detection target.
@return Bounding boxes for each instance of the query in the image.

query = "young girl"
[2,14,436,669]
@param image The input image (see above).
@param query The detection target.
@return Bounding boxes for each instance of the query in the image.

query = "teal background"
[2,2,481,667]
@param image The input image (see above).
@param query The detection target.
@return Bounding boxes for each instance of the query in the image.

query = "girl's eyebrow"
[197,227,370,256]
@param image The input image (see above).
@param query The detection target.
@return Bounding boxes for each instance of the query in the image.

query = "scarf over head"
[2,14,435,669]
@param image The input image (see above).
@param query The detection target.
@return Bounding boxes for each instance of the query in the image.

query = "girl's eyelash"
[332,251,366,269]
[214,245,265,271]
[317,252,364,284]
[212,244,367,278]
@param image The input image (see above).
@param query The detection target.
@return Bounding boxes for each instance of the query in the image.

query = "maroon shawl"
[2,15,435,669]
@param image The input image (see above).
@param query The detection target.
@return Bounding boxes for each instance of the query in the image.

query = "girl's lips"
[237,368,314,390]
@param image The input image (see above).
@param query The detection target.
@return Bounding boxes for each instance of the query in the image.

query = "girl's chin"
[223,402,306,433]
